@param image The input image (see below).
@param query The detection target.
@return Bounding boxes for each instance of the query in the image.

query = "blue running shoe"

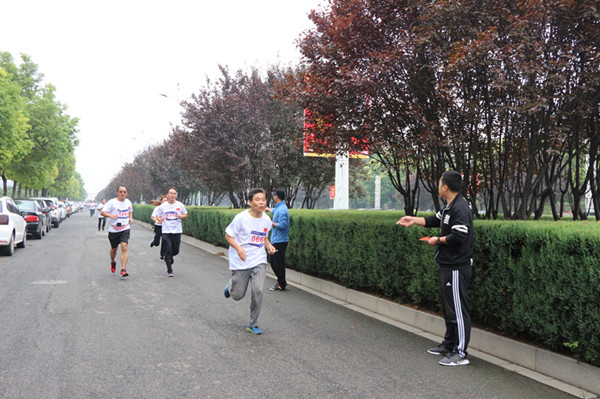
[224,279,232,298]
[246,325,262,335]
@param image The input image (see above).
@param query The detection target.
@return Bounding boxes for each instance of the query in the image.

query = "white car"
[0,196,27,256]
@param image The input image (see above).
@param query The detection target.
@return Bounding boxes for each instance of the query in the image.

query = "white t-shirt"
[151,206,162,226]
[103,198,133,233]
[96,203,105,218]
[225,210,272,270]
[155,201,187,234]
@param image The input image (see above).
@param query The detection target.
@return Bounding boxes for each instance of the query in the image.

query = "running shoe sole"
[246,326,262,335]
[224,279,232,298]
[439,354,470,366]
[427,346,450,356]
[439,358,470,366]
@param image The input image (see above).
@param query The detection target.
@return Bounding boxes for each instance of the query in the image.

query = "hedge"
[133,205,600,367]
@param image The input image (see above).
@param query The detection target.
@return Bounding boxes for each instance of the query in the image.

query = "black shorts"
[108,229,130,249]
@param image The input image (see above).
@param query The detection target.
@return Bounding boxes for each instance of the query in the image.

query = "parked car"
[34,199,53,233]
[58,202,68,220]
[70,201,82,213]
[34,198,55,231]
[14,199,46,239]
[0,196,27,256]
[30,197,64,227]
[59,200,71,218]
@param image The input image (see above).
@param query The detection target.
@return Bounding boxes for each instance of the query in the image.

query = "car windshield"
[15,200,36,211]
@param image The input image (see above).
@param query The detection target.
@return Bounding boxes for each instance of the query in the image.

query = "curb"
[138,221,600,398]
[284,269,599,399]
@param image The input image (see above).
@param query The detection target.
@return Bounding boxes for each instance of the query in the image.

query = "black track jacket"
[424,194,474,270]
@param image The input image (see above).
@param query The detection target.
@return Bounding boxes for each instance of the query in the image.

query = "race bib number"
[249,230,267,247]
[165,211,178,221]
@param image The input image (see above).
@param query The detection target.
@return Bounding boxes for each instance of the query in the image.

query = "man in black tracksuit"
[398,171,474,366]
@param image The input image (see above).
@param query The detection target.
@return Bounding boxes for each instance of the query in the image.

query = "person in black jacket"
[397,171,474,367]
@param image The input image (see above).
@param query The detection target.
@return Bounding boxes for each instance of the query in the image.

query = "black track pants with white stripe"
[438,266,472,357]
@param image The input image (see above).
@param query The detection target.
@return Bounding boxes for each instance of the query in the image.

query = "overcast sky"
[1,0,324,197]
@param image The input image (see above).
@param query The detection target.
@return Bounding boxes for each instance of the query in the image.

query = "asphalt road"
[0,211,575,399]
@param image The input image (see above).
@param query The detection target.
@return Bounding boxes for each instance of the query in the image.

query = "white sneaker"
[439,352,470,366]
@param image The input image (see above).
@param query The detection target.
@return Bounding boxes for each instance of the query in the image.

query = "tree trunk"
[516,130,538,220]
[548,191,559,221]
[1,173,7,196]
[302,196,316,209]
[228,191,239,209]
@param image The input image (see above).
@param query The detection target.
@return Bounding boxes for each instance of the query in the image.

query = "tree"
[0,52,81,199]
[7,85,78,195]
[268,64,346,208]
[295,0,443,215]
[294,0,600,219]
[171,66,274,208]
[171,64,341,209]
[351,160,405,209]
[0,63,32,195]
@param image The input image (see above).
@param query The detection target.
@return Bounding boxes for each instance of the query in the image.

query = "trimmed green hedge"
[472,220,600,365]
[133,205,600,367]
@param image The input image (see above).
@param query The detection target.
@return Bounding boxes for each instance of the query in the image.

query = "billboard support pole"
[334,152,349,210]
[375,173,381,210]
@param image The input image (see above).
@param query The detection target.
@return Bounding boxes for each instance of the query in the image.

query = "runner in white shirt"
[150,195,168,260]
[223,188,277,335]
[96,198,106,231]
[101,186,133,277]
[154,188,188,277]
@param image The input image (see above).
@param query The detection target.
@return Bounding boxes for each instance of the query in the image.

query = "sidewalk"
[140,221,600,399]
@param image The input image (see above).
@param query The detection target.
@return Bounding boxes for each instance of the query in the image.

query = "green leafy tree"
[18,88,79,198]
[68,171,86,200]
[351,160,404,209]
[0,66,31,195]
[1,52,81,198]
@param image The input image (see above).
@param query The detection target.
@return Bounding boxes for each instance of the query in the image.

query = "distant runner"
[150,195,168,261]
[96,198,107,231]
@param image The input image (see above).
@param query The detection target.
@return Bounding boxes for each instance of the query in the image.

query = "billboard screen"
[303,109,369,158]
